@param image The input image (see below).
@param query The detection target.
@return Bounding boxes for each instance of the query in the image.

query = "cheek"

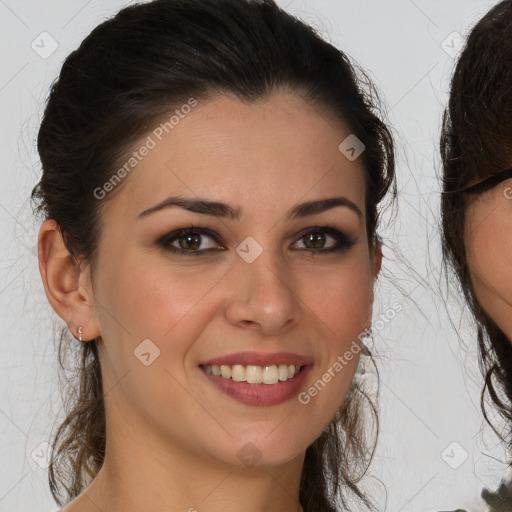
[96,249,226,340]
[293,255,373,404]
[91,253,225,435]
[465,207,512,293]
[295,270,368,433]
[299,258,373,339]
[90,248,227,403]
[464,202,512,341]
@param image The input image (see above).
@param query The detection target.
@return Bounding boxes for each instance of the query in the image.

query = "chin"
[202,431,312,470]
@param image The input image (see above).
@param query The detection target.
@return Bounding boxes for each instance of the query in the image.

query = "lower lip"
[200,366,312,406]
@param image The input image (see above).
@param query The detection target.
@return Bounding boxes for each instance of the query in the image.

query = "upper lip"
[199,351,313,367]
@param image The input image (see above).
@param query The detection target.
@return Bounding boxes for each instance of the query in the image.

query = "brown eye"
[176,232,202,251]
[300,231,330,250]
[292,227,356,253]
[158,227,224,256]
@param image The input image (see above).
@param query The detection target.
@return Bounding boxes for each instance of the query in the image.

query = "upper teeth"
[203,364,302,384]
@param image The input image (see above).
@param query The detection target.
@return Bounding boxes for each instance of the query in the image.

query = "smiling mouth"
[201,364,304,385]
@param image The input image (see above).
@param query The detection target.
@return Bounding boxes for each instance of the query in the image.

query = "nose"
[224,245,299,335]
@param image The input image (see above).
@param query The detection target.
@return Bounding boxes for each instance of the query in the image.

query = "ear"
[37,219,100,342]
[364,239,382,330]
[371,239,382,280]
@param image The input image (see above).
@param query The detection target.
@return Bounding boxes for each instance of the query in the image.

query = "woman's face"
[84,92,380,469]
[465,181,512,339]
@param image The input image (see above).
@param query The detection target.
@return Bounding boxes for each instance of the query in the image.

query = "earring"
[77,326,83,342]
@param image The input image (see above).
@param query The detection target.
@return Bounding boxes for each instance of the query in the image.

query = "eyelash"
[157,224,356,257]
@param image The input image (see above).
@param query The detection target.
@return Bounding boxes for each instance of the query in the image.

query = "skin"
[465,181,512,340]
[38,91,381,512]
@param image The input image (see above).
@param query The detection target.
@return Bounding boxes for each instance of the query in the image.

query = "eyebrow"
[137,196,363,220]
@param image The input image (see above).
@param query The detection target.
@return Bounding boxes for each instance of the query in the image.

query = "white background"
[0,1,506,511]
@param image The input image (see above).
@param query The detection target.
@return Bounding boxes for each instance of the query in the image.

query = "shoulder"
[435,469,512,512]
[480,472,512,511]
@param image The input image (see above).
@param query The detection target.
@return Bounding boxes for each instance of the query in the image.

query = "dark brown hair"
[31,0,396,509]
[441,0,512,448]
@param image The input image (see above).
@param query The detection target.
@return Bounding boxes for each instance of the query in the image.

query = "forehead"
[102,92,366,221]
